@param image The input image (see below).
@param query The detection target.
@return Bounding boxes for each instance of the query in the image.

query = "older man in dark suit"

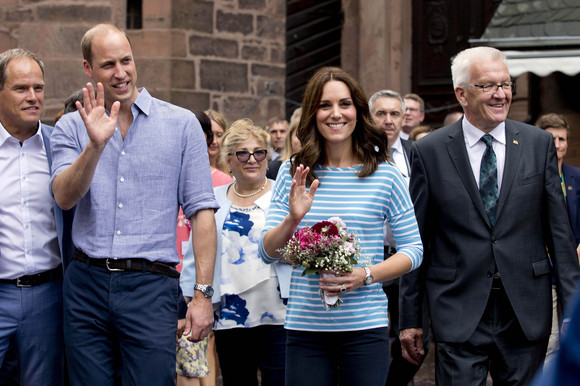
[399,46,580,385]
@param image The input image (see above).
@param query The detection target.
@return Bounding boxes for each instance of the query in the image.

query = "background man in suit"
[536,113,580,364]
[401,93,425,140]
[399,46,580,385]
[0,48,73,385]
[370,90,430,386]
[536,113,580,256]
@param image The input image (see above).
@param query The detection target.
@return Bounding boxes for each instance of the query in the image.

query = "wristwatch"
[363,266,374,286]
[193,283,214,298]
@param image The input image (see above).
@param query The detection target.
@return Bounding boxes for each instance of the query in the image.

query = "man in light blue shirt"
[50,24,218,385]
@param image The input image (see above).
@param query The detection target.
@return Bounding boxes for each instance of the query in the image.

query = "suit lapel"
[495,121,521,223]
[445,123,490,225]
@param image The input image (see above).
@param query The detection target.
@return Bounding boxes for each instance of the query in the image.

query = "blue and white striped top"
[259,161,423,332]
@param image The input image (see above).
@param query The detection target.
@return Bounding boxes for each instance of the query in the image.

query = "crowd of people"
[1,22,580,386]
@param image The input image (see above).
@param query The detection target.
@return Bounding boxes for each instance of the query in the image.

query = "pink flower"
[311,221,339,236]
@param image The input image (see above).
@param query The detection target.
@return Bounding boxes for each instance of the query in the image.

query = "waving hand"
[76,82,120,149]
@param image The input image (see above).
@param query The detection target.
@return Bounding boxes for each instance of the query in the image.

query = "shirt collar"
[463,117,506,149]
[390,136,403,153]
[0,120,42,147]
[132,87,151,116]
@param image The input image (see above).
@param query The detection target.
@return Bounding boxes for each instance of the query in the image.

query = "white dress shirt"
[399,131,410,140]
[462,117,506,191]
[0,122,60,279]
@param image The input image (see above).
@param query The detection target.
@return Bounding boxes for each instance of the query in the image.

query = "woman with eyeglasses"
[180,118,291,386]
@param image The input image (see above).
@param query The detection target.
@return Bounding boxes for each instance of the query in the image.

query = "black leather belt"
[0,266,62,287]
[73,250,180,279]
[384,246,397,259]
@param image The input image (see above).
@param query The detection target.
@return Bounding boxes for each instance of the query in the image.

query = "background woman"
[259,67,423,386]
[205,109,233,186]
[181,119,291,386]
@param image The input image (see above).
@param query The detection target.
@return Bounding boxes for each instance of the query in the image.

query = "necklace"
[233,177,268,198]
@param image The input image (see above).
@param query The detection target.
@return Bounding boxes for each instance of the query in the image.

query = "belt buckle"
[16,277,32,287]
[105,259,124,272]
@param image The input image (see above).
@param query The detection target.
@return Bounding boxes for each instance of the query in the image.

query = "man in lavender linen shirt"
[50,24,218,385]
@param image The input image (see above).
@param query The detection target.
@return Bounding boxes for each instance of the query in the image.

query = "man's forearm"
[189,209,217,287]
[52,141,104,210]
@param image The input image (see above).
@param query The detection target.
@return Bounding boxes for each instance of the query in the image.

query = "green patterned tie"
[479,134,498,225]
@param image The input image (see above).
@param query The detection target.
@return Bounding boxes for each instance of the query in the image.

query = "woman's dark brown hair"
[291,67,388,185]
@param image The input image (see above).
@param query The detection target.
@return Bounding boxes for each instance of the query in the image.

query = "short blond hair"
[221,118,271,164]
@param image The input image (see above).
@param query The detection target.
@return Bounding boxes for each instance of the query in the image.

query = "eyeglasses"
[233,149,268,162]
[471,82,516,94]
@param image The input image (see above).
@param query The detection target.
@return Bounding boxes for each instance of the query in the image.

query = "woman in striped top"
[259,67,423,386]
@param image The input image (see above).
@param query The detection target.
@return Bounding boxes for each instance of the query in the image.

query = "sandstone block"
[189,35,238,58]
[217,10,253,35]
[200,60,247,92]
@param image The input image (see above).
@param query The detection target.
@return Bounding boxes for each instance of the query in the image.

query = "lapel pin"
[513,140,519,145]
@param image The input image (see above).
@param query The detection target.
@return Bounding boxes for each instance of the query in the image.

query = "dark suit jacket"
[563,163,580,245]
[400,119,580,343]
[42,124,75,271]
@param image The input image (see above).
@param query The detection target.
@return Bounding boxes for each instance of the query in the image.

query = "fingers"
[109,101,121,121]
[400,329,424,365]
[95,82,105,109]
[401,342,421,365]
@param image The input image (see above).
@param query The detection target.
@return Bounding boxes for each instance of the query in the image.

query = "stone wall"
[0,0,287,128]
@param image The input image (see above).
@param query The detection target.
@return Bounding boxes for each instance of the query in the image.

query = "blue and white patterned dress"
[215,204,287,330]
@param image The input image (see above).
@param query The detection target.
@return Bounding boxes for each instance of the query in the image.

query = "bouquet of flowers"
[279,217,361,309]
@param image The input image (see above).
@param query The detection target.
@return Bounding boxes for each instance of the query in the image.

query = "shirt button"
[116,230,121,235]
[120,177,125,182]
[121,151,126,156]
[118,203,123,208]
[486,271,493,278]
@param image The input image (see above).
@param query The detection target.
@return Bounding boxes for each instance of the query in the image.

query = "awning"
[503,49,580,77]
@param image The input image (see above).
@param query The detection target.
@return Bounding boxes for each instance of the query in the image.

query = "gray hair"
[451,46,506,89]
[368,89,406,114]
[0,48,45,90]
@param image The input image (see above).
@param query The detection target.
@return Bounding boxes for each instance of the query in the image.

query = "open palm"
[289,164,319,222]
[76,82,120,148]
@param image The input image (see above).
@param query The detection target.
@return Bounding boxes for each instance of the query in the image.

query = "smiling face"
[546,127,568,162]
[83,29,138,109]
[227,136,268,186]
[402,98,424,132]
[455,58,512,133]
[0,56,44,138]
[371,96,403,147]
[315,80,357,151]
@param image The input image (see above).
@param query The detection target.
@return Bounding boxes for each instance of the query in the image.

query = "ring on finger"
[340,285,346,293]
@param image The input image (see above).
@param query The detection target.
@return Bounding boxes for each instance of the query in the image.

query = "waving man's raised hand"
[76,82,120,149]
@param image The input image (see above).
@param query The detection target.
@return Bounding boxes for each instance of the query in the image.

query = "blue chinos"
[0,280,64,385]
[64,258,180,386]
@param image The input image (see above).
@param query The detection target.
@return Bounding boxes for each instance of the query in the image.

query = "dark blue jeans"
[286,327,389,386]
[64,258,180,386]
[214,325,286,386]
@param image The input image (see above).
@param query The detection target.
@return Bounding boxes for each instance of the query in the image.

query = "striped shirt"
[259,161,423,331]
